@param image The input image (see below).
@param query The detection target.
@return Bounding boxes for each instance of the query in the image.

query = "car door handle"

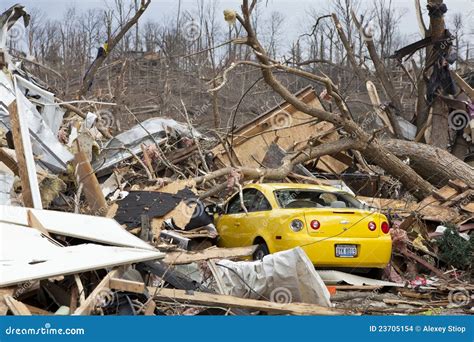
[234,222,240,226]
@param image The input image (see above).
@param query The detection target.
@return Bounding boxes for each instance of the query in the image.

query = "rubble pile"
[0,4,472,316]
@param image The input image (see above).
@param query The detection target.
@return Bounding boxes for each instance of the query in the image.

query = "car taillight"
[381,221,390,234]
[290,219,304,232]
[368,221,376,231]
[310,220,320,230]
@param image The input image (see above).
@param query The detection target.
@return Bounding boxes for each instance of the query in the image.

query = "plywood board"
[0,223,164,287]
[0,205,154,250]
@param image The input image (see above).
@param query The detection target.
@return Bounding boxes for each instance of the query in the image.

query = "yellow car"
[216,183,392,269]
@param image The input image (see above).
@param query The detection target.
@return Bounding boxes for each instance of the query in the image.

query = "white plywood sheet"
[0,205,153,250]
[0,223,164,287]
[318,270,403,287]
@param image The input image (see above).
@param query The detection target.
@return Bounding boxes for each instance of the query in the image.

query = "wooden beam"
[0,147,19,175]
[143,299,156,315]
[73,269,119,315]
[148,287,342,315]
[109,278,145,294]
[3,295,32,315]
[24,304,52,315]
[72,151,107,216]
[7,99,42,208]
[162,245,257,265]
[27,210,51,237]
[451,71,474,99]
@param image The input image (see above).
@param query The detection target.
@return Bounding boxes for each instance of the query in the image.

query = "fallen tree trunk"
[381,139,474,187]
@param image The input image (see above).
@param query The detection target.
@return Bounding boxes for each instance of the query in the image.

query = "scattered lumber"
[73,269,120,315]
[162,245,257,265]
[3,295,32,315]
[149,287,344,316]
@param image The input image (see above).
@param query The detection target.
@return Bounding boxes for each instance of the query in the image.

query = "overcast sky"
[2,0,473,44]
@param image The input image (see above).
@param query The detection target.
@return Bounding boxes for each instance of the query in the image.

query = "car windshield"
[274,189,362,209]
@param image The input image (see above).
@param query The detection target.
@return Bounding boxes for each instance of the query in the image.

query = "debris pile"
[0,3,472,316]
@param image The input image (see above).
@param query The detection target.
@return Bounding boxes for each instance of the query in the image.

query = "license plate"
[335,244,357,257]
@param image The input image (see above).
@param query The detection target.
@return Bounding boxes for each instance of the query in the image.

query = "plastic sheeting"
[215,247,332,307]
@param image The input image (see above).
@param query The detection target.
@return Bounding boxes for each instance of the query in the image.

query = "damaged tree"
[214,1,435,199]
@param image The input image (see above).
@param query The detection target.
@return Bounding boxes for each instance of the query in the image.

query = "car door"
[216,188,272,248]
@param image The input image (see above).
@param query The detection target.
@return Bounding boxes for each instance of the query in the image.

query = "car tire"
[253,242,269,261]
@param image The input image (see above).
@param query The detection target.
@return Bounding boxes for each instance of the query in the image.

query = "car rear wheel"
[253,242,269,261]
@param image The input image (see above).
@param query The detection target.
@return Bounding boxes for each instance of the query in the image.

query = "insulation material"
[0,223,165,287]
[215,247,331,307]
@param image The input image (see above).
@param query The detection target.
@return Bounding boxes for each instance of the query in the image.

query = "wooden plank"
[27,210,51,237]
[461,202,474,213]
[451,71,474,99]
[0,288,15,315]
[442,190,473,208]
[143,299,156,315]
[3,295,32,315]
[448,179,469,193]
[162,245,257,265]
[24,304,52,315]
[148,287,342,316]
[432,185,458,202]
[7,100,42,208]
[73,269,120,315]
[109,278,145,294]
[0,147,19,175]
[72,151,108,215]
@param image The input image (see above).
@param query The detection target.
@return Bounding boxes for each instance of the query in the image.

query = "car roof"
[248,183,345,193]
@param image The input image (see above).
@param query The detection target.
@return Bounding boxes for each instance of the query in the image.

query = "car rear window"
[274,189,362,209]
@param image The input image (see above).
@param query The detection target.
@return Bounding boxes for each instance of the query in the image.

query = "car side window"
[251,190,272,212]
[226,189,256,214]
[226,189,271,214]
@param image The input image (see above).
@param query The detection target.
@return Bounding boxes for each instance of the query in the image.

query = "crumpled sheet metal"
[0,72,72,173]
[94,117,202,175]
[215,247,332,307]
